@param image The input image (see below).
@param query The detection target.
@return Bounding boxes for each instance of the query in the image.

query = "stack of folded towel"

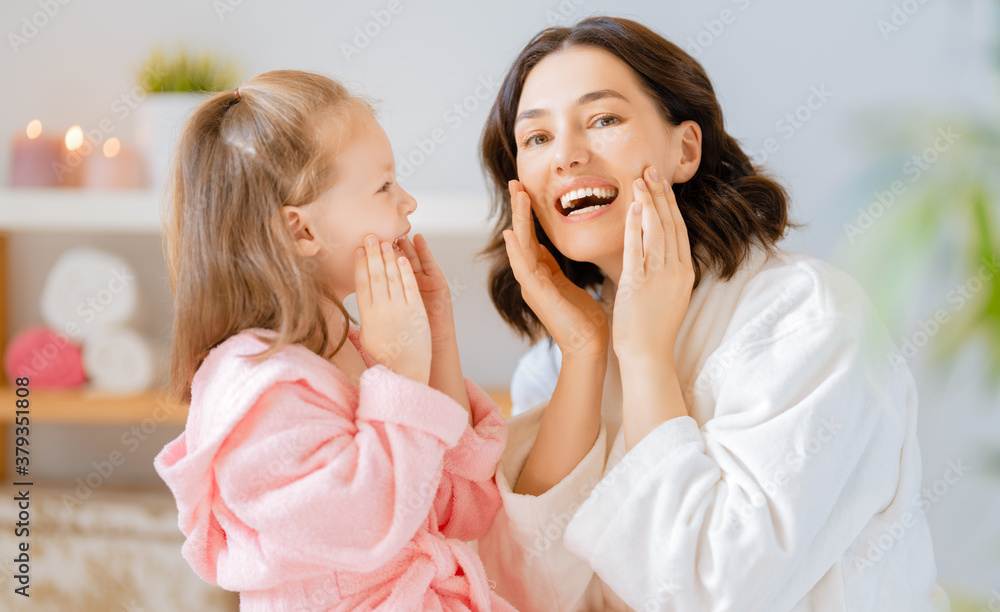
[3,247,156,393]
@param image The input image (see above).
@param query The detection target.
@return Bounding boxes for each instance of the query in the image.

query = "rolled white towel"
[41,247,138,341]
[82,325,155,393]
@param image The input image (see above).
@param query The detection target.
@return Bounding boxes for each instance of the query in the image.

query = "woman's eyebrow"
[515,89,630,126]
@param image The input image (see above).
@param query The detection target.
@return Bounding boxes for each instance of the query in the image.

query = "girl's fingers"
[364,235,389,302]
[664,183,692,266]
[622,200,644,282]
[412,233,443,278]
[380,241,402,301]
[397,255,421,304]
[397,235,424,276]
[354,246,371,308]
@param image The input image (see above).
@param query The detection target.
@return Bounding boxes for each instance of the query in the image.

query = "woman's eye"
[523,133,549,147]
[593,114,620,128]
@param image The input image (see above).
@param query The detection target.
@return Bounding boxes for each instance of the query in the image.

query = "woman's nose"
[551,128,591,173]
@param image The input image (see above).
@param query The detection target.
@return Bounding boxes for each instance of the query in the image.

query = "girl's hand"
[354,234,431,385]
[503,180,609,358]
[395,233,456,351]
[613,167,695,366]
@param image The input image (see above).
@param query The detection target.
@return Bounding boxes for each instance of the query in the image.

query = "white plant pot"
[134,92,210,193]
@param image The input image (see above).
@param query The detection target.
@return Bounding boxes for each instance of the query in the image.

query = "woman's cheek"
[601,130,650,176]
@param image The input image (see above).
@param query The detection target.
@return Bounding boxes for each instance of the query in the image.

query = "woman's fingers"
[509,180,539,263]
[622,200,644,282]
[633,177,665,267]
[643,168,677,264]
[503,230,533,286]
[664,183,692,266]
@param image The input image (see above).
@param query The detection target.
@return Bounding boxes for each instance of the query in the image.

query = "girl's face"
[285,112,416,299]
[513,46,700,282]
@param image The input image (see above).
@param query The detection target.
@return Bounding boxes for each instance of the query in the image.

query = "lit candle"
[54,125,87,187]
[83,137,148,189]
[9,120,62,187]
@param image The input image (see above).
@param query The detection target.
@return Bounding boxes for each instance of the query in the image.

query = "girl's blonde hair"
[165,69,371,403]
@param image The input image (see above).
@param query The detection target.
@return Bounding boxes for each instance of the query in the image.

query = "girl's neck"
[318,296,352,352]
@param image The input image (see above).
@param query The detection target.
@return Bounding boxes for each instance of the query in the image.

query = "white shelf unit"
[0,188,496,235]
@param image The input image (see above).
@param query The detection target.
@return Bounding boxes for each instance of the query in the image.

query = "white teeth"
[559,186,619,209]
[567,203,610,216]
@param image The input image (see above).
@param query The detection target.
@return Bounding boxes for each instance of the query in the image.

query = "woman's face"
[513,45,699,280]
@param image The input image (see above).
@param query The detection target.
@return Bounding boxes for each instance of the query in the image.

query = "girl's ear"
[282,205,321,258]
[671,120,702,184]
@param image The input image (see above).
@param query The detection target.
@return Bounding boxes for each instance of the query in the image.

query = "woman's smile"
[553,176,621,220]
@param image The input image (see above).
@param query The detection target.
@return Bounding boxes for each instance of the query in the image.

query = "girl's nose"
[399,188,417,215]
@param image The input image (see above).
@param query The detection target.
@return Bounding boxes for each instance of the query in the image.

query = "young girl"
[153,70,516,611]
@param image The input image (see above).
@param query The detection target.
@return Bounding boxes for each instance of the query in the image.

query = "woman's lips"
[557,194,618,222]
[553,184,620,217]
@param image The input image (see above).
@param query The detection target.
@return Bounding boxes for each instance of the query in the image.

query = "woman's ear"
[671,120,702,184]
[281,205,321,258]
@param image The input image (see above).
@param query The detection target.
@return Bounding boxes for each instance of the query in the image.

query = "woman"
[475,16,949,612]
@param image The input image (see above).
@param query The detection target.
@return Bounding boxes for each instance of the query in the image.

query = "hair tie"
[234,86,241,101]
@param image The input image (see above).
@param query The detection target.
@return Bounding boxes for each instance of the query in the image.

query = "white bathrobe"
[478,245,950,612]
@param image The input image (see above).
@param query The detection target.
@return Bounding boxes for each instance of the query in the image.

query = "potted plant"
[133,49,240,191]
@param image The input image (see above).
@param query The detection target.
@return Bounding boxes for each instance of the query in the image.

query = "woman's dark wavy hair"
[479,16,799,342]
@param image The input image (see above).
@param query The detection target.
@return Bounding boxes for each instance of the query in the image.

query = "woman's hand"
[613,167,695,367]
[354,234,431,385]
[503,180,609,358]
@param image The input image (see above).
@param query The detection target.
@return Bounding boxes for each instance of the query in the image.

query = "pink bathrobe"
[154,326,516,611]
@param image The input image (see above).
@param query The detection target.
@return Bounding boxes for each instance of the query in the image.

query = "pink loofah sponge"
[3,327,86,387]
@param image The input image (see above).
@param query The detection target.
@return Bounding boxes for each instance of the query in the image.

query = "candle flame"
[65,125,84,151]
[26,120,42,139]
[103,137,121,158]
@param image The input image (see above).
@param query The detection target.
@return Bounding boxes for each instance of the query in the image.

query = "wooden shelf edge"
[0,386,509,424]
[0,387,187,425]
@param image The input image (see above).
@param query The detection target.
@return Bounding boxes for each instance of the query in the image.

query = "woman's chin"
[552,238,617,268]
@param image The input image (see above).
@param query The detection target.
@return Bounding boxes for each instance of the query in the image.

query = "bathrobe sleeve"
[432,378,507,542]
[478,403,610,611]
[213,364,469,575]
[563,316,910,611]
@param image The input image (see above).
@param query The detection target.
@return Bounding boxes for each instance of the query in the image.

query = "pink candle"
[84,138,148,189]
[56,125,86,188]
[10,120,62,187]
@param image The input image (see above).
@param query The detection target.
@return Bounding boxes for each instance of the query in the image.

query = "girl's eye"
[593,114,620,128]
[379,181,392,193]
[522,133,549,147]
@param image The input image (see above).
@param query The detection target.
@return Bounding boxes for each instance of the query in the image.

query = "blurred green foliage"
[138,49,240,93]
